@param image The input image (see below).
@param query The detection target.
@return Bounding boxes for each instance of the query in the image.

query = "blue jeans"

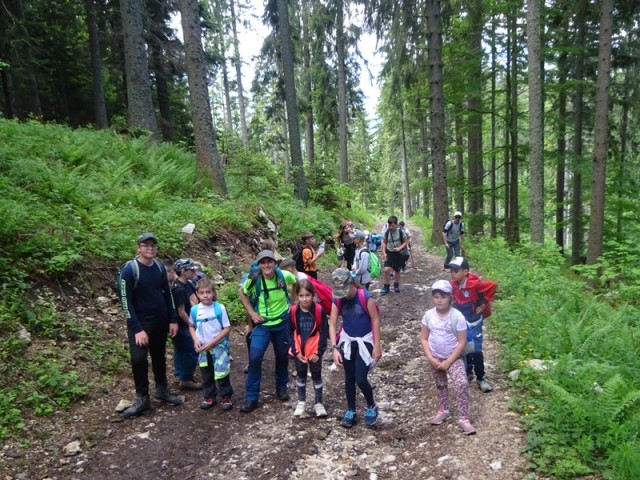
[444,240,461,268]
[465,319,485,380]
[172,324,198,381]
[245,321,290,401]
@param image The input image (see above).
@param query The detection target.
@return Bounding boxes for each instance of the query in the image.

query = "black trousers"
[127,319,169,397]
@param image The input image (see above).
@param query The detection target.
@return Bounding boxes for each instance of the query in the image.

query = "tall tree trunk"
[302,0,315,166]
[221,47,234,131]
[229,0,249,148]
[527,0,544,243]
[178,0,227,196]
[419,98,431,218]
[336,0,349,183]
[277,0,308,203]
[13,0,42,118]
[571,0,587,264]
[490,15,497,238]
[466,0,484,235]
[400,104,412,219]
[616,51,634,240]
[454,103,465,213]
[586,0,614,266]
[85,0,109,129]
[426,0,448,245]
[281,114,291,183]
[120,0,159,141]
[555,49,568,253]
[505,6,519,245]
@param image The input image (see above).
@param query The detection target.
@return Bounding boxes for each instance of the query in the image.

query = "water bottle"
[318,241,326,254]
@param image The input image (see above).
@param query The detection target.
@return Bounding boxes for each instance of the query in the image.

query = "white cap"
[454,211,462,218]
[431,279,452,294]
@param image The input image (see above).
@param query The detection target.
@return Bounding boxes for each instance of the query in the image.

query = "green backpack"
[369,252,381,278]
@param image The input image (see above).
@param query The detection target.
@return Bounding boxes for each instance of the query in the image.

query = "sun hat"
[256,250,276,263]
[431,279,452,294]
[448,257,470,270]
[331,268,353,298]
[137,232,157,244]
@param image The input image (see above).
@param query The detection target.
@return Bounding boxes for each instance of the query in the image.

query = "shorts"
[384,250,406,272]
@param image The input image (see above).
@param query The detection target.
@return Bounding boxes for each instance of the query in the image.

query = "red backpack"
[307,276,333,315]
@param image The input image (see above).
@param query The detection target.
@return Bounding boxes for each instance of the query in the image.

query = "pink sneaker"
[458,418,476,435]
[430,410,451,425]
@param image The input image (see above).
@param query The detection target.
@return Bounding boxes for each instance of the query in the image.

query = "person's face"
[198,287,215,305]
[304,236,316,247]
[450,268,467,284]
[259,258,276,278]
[454,215,462,223]
[388,222,398,232]
[344,284,356,299]
[182,269,196,280]
[137,241,158,259]
[166,269,177,284]
[432,291,451,311]
[297,288,314,309]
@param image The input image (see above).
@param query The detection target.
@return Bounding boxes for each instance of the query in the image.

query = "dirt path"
[1,224,529,480]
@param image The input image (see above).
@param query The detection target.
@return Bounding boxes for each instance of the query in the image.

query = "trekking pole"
[410,249,415,268]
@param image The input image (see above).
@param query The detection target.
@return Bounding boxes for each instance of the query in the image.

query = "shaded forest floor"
[0,224,532,480]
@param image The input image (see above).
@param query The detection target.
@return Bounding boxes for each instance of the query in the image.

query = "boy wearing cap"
[238,250,297,413]
[442,212,465,269]
[449,257,496,393]
[380,215,409,294]
[119,233,183,419]
[352,230,371,290]
[171,258,201,391]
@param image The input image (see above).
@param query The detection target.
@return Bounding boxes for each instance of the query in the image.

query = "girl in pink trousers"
[420,280,476,435]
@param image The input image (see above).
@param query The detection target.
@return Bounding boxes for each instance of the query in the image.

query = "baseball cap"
[256,250,276,263]
[431,279,452,294]
[454,211,462,218]
[137,232,157,244]
[354,230,366,240]
[448,257,469,270]
[174,258,196,272]
[331,268,353,298]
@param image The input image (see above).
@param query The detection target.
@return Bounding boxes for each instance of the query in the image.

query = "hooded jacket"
[450,273,496,323]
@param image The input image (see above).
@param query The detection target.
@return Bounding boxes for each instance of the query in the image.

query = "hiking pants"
[465,319,485,380]
[172,324,198,381]
[430,356,469,420]
[128,319,170,397]
[295,357,323,403]
[200,352,233,400]
[341,341,375,410]
[245,321,290,402]
[344,243,356,270]
[444,240,461,268]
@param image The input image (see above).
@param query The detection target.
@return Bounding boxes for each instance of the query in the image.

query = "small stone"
[489,460,502,471]
[115,399,132,413]
[382,454,396,464]
[62,441,82,457]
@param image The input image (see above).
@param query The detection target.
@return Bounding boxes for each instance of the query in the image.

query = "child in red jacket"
[449,257,496,393]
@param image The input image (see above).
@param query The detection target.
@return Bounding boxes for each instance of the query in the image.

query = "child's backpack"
[450,316,474,356]
[190,302,230,379]
[370,233,383,252]
[306,276,333,314]
[115,256,164,300]
[292,245,311,272]
[357,248,381,279]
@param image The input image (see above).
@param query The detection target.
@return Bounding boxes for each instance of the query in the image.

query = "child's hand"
[297,354,308,363]
[475,304,486,315]
[438,360,451,371]
[373,346,382,363]
[332,348,343,366]
[309,354,319,363]
[194,340,203,351]
[429,357,441,369]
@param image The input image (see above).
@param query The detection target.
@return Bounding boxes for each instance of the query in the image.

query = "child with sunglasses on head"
[421,279,476,435]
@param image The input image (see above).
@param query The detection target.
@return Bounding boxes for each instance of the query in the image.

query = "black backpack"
[115,256,164,300]
[292,245,310,272]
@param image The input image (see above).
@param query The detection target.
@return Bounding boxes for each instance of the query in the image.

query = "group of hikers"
[117,213,496,435]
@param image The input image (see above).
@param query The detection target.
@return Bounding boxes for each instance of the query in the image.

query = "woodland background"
[1,0,640,478]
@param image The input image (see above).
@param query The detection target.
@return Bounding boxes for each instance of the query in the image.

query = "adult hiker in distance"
[442,212,465,269]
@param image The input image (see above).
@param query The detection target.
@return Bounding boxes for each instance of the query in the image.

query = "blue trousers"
[172,324,198,381]
[465,319,486,380]
[245,322,290,402]
[341,341,375,410]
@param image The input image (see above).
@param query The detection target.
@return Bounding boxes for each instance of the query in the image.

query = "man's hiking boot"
[276,388,290,401]
[364,405,378,429]
[478,378,493,393]
[200,397,215,410]
[220,396,233,411]
[239,399,259,413]
[155,386,183,406]
[393,283,400,293]
[314,403,328,418]
[459,418,477,435]
[179,379,202,391]
[380,285,390,296]
[430,410,451,425]
[341,409,357,428]
[294,401,306,417]
[122,395,150,419]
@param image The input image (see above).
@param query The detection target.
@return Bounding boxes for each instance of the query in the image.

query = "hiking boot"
[239,399,259,413]
[314,403,327,418]
[200,397,215,410]
[276,388,290,401]
[179,379,202,391]
[220,396,233,411]
[380,285,390,296]
[430,410,451,425]
[459,418,477,435]
[294,401,306,417]
[477,378,493,393]
[393,283,400,293]
[122,395,150,419]
[340,409,357,428]
[155,386,183,406]
[364,406,378,429]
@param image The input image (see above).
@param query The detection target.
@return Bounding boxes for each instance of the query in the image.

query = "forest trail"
[1,224,530,480]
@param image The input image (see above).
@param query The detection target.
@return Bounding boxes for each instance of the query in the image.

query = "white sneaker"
[314,403,327,418]
[329,363,338,372]
[294,401,306,417]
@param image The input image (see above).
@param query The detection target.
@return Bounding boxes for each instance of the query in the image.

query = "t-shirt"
[189,302,231,344]
[444,220,464,243]
[243,270,296,323]
[296,308,316,348]
[384,229,404,251]
[353,247,371,285]
[302,246,317,272]
[334,289,373,338]
[171,280,192,327]
[421,307,467,359]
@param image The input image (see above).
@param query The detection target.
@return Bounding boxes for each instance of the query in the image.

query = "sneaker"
[466,373,474,383]
[314,403,327,418]
[294,401,306,417]
[276,389,290,401]
[243,365,249,374]
[155,386,183,406]
[200,397,215,410]
[380,285,390,296]
[220,396,233,411]
[122,395,150,419]
[393,283,400,293]
[341,409,357,428]
[459,418,477,435]
[430,409,451,425]
[364,406,378,429]
[478,378,493,393]
[179,379,202,391]
[239,400,259,413]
